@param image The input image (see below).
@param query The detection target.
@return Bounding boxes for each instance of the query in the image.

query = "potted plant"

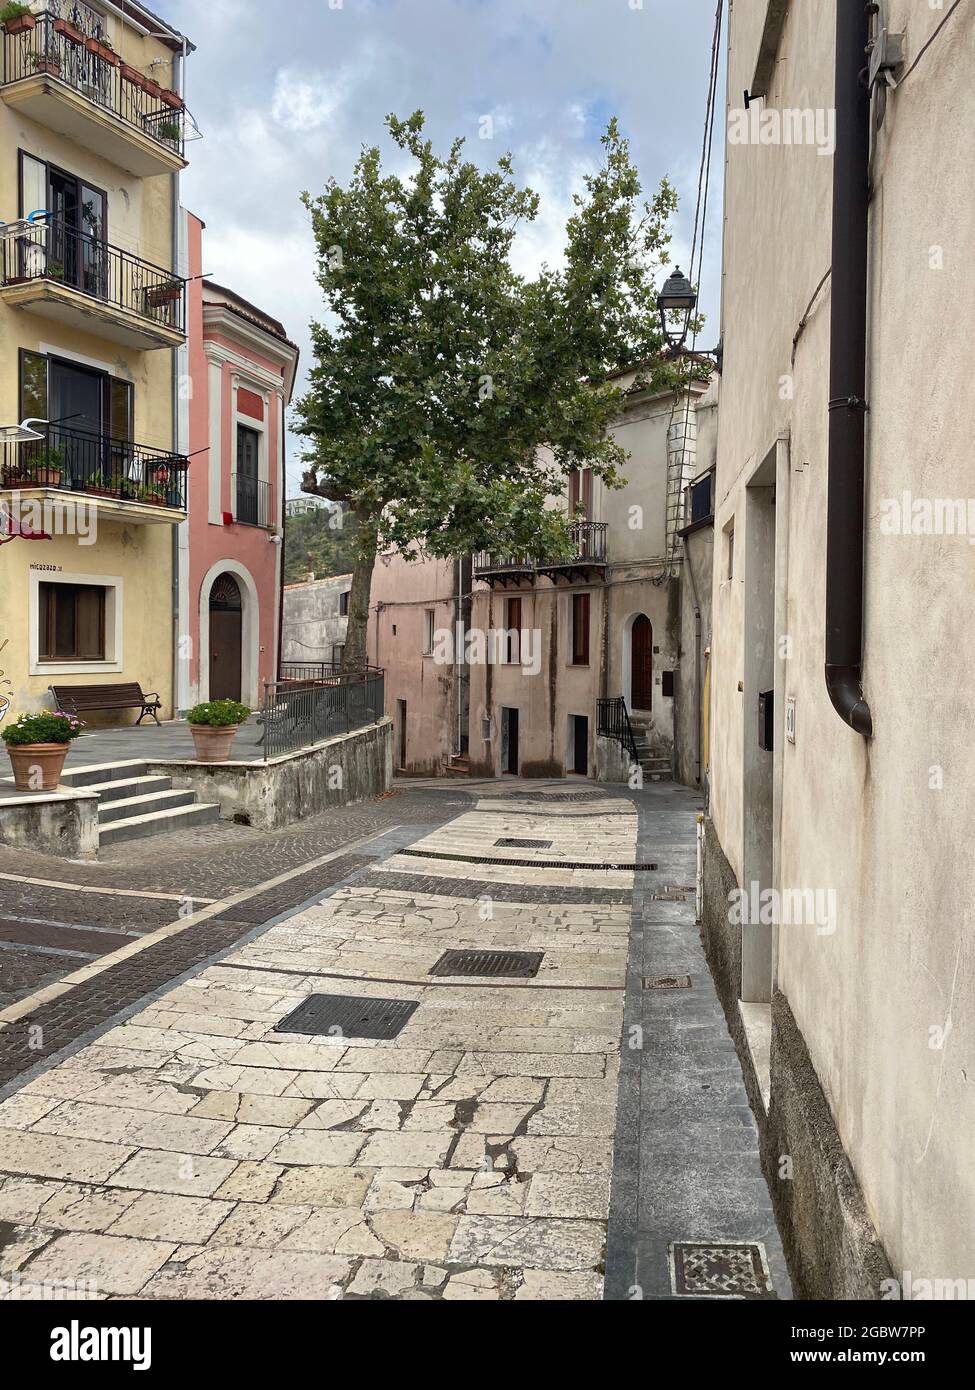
[33,446,64,487]
[137,483,166,506]
[53,15,85,45]
[157,119,181,144]
[85,34,119,66]
[186,699,251,763]
[119,62,145,87]
[45,259,65,280]
[146,277,182,308]
[1,3,35,37]
[32,51,61,77]
[160,87,182,109]
[143,76,161,98]
[3,709,84,791]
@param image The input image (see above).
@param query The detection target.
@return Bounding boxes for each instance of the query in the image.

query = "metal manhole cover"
[495,837,553,849]
[275,993,419,1041]
[429,949,544,979]
[644,975,691,990]
[669,1242,775,1299]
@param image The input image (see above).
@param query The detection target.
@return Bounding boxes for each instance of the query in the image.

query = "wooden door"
[632,615,653,710]
[209,574,242,701]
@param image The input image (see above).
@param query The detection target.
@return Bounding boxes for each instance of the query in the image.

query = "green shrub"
[186,699,250,727]
[1,4,34,23]
[2,710,84,745]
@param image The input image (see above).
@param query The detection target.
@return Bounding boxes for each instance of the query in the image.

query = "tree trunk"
[341,514,380,673]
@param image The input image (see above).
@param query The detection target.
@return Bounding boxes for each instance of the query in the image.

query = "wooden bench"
[49,682,162,726]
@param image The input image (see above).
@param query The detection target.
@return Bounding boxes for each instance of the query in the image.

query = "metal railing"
[0,422,188,510]
[474,521,609,575]
[259,669,386,760]
[278,661,383,683]
[233,473,273,528]
[1,216,185,335]
[0,9,187,157]
[596,696,638,765]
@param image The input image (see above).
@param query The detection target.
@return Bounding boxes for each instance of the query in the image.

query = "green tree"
[295,111,684,671]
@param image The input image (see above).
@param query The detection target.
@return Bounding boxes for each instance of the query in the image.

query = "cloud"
[167,0,726,492]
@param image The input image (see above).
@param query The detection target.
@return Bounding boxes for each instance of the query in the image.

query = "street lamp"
[656,269,723,370]
[657,267,698,353]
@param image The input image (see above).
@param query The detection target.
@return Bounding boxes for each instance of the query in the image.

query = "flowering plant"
[1,710,84,745]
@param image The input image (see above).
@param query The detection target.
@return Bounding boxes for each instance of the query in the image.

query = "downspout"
[170,39,185,718]
[825,0,873,737]
[694,605,702,782]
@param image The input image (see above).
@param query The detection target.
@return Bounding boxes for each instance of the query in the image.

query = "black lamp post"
[657,267,723,370]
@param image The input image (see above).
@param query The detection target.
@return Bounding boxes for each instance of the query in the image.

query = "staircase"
[59,761,221,847]
[629,716,673,783]
[446,752,471,778]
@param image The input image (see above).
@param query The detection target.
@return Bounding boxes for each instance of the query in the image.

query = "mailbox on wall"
[759,689,774,751]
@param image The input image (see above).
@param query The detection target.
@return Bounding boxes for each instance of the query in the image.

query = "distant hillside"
[284,505,361,584]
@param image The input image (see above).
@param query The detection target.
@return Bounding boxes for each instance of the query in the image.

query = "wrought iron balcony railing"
[1,422,188,511]
[474,521,609,577]
[233,473,273,529]
[1,216,185,334]
[0,8,187,157]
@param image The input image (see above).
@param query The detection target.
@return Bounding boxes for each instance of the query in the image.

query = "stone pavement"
[0,778,790,1301]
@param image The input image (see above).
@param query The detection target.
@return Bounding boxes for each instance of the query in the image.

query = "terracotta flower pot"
[4,15,36,36]
[7,742,70,792]
[85,37,119,66]
[160,88,182,109]
[33,60,61,76]
[54,18,84,45]
[143,78,162,98]
[189,723,239,763]
[120,63,145,87]
[146,282,181,307]
[33,467,62,486]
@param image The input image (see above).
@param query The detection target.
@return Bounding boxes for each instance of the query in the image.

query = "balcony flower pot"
[33,58,62,77]
[54,18,85,45]
[3,14,35,36]
[85,37,119,66]
[143,77,162,98]
[3,710,83,792]
[146,280,182,308]
[186,700,251,764]
[160,88,182,109]
[33,466,62,486]
[120,63,145,87]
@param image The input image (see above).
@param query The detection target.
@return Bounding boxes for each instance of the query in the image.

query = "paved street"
[0,779,788,1300]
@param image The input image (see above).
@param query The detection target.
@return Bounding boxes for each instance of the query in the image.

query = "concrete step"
[88,774,174,804]
[61,760,148,789]
[97,789,198,825]
[446,756,471,778]
[98,800,221,846]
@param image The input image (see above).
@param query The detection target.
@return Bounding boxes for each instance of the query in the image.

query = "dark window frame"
[39,581,107,663]
[571,592,591,666]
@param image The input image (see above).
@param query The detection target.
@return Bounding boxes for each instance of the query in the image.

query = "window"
[725,522,735,580]
[505,596,522,665]
[571,592,590,666]
[39,583,106,661]
[339,590,350,617]
[236,425,261,525]
[423,608,435,655]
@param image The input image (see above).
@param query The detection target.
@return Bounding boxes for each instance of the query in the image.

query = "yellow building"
[0,1,192,720]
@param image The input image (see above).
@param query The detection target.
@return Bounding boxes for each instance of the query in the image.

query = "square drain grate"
[430,949,544,979]
[644,975,691,990]
[670,1242,774,1299]
[495,837,553,849]
[275,993,419,1041]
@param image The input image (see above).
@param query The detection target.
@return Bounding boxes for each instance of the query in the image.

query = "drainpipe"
[694,605,702,782]
[170,40,185,719]
[825,0,873,737]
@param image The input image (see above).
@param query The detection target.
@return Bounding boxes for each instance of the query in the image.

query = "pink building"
[178,212,299,710]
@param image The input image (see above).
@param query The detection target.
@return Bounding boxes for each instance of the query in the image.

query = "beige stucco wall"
[710,0,975,1281]
[368,552,457,776]
[0,11,182,721]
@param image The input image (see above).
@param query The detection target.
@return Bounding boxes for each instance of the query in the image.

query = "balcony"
[1,422,188,524]
[0,217,185,349]
[0,8,187,176]
[232,474,274,529]
[474,521,609,588]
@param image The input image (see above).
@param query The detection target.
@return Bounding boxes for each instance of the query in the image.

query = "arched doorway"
[209,573,243,701]
[631,615,653,711]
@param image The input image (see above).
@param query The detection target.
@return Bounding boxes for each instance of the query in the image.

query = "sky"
[168,0,727,495]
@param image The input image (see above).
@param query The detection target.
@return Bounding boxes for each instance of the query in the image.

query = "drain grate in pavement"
[494,837,553,849]
[275,993,419,1041]
[429,949,544,979]
[669,1242,775,1299]
[644,975,691,990]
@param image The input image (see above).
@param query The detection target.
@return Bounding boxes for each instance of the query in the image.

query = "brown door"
[209,574,242,701]
[632,615,653,710]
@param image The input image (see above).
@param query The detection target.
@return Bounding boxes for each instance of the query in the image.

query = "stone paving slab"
[0,787,637,1301]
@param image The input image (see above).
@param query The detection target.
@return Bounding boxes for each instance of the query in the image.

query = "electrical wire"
[891,0,965,89]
